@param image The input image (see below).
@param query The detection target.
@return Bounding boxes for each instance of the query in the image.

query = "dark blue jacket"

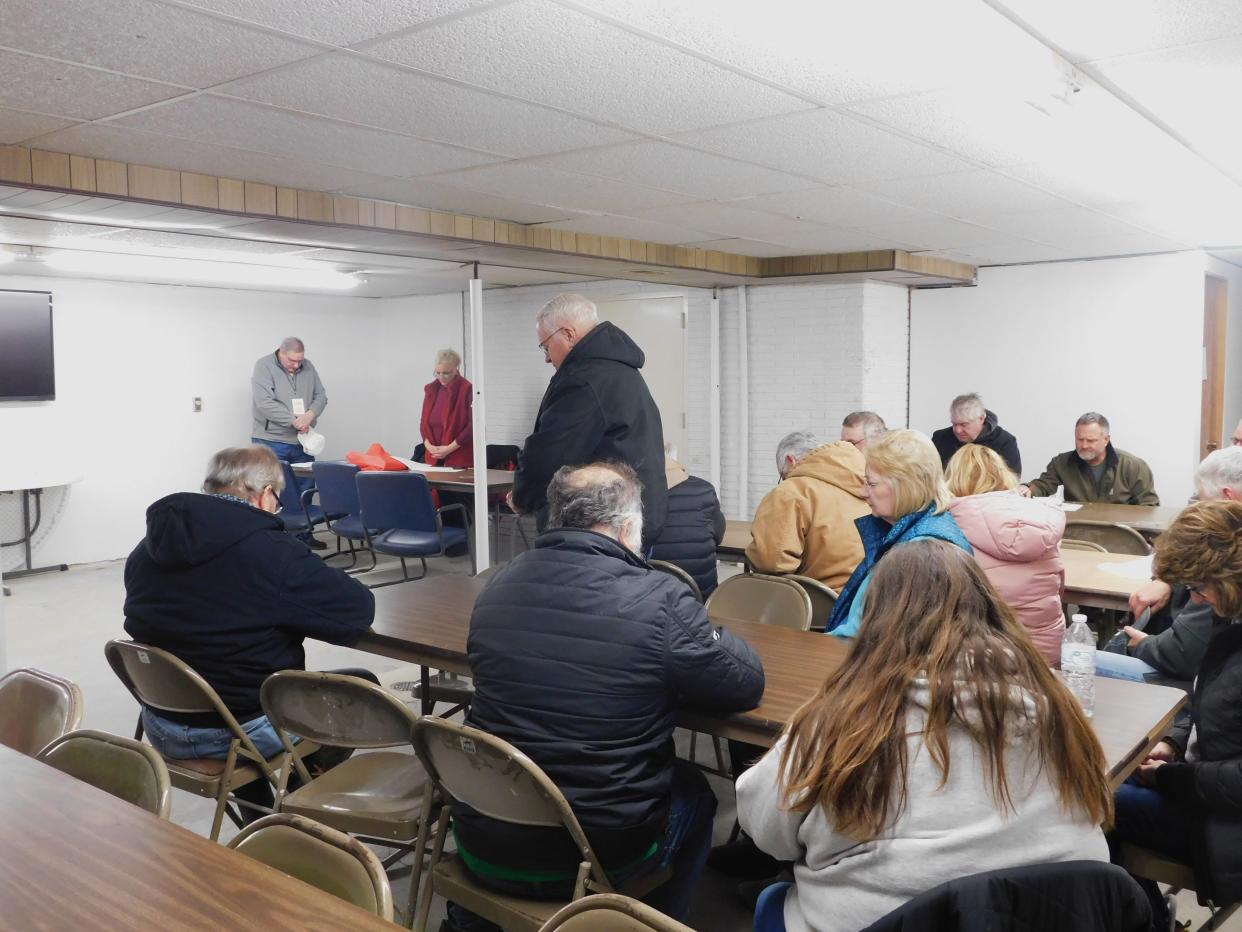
[457,528,764,871]
[649,473,726,597]
[123,492,374,724]
[931,409,1022,474]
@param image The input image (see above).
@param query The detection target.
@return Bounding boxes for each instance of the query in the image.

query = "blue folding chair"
[312,462,376,572]
[754,881,790,932]
[356,472,474,586]
[277,461,326,539]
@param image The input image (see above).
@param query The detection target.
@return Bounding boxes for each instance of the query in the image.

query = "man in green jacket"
[1019,412,1159,505]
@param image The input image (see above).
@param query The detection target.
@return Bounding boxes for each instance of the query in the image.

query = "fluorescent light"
[40,249,359,291]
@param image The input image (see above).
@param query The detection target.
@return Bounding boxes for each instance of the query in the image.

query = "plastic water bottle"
[1062,613,1096,717]
[1052,484,1065,506]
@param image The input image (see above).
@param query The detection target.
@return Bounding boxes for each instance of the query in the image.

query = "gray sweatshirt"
[250,351,327,443]
[737,682,1108,932]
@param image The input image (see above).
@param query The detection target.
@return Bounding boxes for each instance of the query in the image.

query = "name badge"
[291,397,306,416]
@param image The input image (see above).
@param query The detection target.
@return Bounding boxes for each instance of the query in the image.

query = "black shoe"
[707,838,781,879]
[306,538,328,550]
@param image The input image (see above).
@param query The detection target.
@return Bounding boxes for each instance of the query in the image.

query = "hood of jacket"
[949,491,1065,563]
[975,409,1003,443]
[788,441,867,499]
[142,492,281,568]
[561,320,645,371]
[907,674,1039,739]
[665,457,689,490]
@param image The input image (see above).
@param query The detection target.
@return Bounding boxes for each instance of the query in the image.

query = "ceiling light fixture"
[39,248,360,291]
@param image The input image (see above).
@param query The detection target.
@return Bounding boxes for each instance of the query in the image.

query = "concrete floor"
[5,541,1236,931]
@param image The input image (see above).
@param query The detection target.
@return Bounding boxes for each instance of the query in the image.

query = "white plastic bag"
[298,429,326,456]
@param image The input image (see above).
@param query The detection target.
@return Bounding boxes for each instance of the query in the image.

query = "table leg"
[3,490,69,582]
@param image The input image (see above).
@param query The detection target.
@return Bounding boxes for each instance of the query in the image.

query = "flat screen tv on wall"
[0,289,55,401]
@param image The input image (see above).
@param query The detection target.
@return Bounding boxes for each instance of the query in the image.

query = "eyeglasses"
[264,485,283,515]
[1187,582,1207,596]
[537,328,565,358]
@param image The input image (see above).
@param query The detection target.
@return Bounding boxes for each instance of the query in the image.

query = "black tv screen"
[0,290,55,401]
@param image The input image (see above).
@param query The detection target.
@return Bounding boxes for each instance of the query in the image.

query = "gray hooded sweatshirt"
[250,351,327,443]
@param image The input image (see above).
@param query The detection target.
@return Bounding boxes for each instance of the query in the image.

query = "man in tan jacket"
[746,431,870,590]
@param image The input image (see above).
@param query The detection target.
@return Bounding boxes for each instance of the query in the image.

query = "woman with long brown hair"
[738,539,1111,932]
[1110,499,1242,927]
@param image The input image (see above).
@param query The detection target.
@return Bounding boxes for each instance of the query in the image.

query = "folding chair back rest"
[1061,538,1107,552]
[0,667,83,756]
[228,813,394,921]
[1064,520,1152,556]
[105,639,231,720]
[706,574,814,630]
[313,461,362,518]
[648,560,703,603]
[539,894,695,931]
[277,460,306,516]
[261,671,418,748]
[39,729,172,818]
[783,575,838,630]
[357,471,439,534]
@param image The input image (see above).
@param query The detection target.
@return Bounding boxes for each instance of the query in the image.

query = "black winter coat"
[648,474,726,597]
[1155,622,1242,905]
[932,409,1022,474]
[512,321,668,549]
[456,528,764,870]
[123,493,375,724]
[859,860,1151,932]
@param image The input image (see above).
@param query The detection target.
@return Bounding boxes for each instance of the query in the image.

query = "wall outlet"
[193,397,202,413]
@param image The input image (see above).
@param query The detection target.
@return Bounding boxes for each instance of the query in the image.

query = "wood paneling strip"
[31,150,70,188]
[276,186,298,218]
[128,165,181,202]
[180,172,219,209]
[69,155,96,192]
[95,159,127,196]
[241,181,272,215]
[0,146,33,184]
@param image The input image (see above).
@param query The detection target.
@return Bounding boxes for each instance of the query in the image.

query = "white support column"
[736,285,750,517]
[468,274,490,573]
[709,290,721,492]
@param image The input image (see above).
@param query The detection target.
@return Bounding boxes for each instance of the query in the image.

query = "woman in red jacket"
[421,349,473,467]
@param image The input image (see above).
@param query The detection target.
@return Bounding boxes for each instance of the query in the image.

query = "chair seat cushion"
[282,751,428,839]
[328,514,371,540]
[374,526,468,556]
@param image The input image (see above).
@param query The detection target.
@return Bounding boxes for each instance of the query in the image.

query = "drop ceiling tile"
[992,0,1242,63]
[854,170,1074,218]
[0,217,124,245]
[741,186,936,226]
[629,200,863,244]
[967,206,1184,251]
[947,242,1080,265]
[532,214,720,245]
[219,53,634,158]
[425,162,694,214]
[87,228,312,255]
[673,110,975,186]
[29,122,391,193]
[0,0,322,87]
[525,141,815,200]
[849,217,1032,250]
[571,0,1045,106]
[177,0,496,46]
[1099,198,1242,247]
[761,228,921,254]
[0,108,78,145]
[361,0,811,134]
[338,177,588,224]
[0,50,186,122]
[115,96,502,177]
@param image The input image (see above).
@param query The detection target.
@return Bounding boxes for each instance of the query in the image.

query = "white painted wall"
[910,253,1207,506]
[0,275,462,569]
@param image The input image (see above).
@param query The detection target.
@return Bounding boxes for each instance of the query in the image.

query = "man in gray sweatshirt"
[251,336,328,547]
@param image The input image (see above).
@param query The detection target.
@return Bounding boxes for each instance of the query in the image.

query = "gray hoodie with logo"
[250,351,327,443]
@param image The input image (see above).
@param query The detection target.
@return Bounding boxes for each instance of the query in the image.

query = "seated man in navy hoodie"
[123,445,376,816]
[451,462,765,928]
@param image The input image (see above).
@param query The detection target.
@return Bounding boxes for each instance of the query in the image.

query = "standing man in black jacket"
[931,392,1021,474]
[508,293,668,551]
[454,462,764,927]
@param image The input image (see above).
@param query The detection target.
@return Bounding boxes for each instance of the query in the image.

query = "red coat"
[420,376,473,468]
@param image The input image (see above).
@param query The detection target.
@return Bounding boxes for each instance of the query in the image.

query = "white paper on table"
[1060,502,1082,512]
[1032,497,1081,511]
[1098,555,1154,581]
[397,457,461,473]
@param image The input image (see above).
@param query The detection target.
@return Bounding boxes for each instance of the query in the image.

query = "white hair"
[1197,446,1242,499]
[203,446,285,498]
[279,336,304,353]
[664,441,679,461]
[950,393,985,421]
[436,348,461,369]
[536,293,599,334]
[776,430,819,476]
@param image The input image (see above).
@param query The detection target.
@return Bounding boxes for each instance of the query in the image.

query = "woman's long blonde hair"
[866,429,954,517]
[945,444,1018,497]
[779,539,1111,840]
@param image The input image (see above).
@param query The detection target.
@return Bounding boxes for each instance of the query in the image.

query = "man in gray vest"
[251,337,328,548]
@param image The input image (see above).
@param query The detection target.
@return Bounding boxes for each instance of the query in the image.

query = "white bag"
[298,429,326,456]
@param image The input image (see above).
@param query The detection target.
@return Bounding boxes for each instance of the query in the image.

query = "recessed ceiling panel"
[426,162,694,214]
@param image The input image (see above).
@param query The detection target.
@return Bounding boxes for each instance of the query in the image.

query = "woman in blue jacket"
[826,429,971,637]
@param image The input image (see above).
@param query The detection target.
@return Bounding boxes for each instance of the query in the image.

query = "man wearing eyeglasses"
[508,293,668,550]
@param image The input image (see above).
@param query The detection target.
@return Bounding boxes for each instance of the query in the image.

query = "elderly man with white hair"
[509,293,668,549]
[931,392,1021,473]
[745,430,870,590]
[1097,445,1242,687]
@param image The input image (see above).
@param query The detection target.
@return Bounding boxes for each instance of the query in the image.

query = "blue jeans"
[448,761,716,928]
[1095,650,1159,682]
[143,708,287,760]
[1108,779,1194,924]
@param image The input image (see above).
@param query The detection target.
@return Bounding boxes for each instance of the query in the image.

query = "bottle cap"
[1071,613,1087,624]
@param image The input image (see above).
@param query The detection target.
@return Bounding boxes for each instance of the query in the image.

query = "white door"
[595,296,687,459]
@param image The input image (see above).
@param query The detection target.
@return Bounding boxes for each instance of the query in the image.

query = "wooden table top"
[293,461,515,493]
[718,519,753,560]
[1061,548,1149,611]
[0,745,395,931]
[1071,502,1183,534]
[360,574,1184,787]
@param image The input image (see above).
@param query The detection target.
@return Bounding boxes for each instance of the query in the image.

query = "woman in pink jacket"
[946,444,1066,665]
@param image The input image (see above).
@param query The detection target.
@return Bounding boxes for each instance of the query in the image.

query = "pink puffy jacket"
[949,491,1066,666]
